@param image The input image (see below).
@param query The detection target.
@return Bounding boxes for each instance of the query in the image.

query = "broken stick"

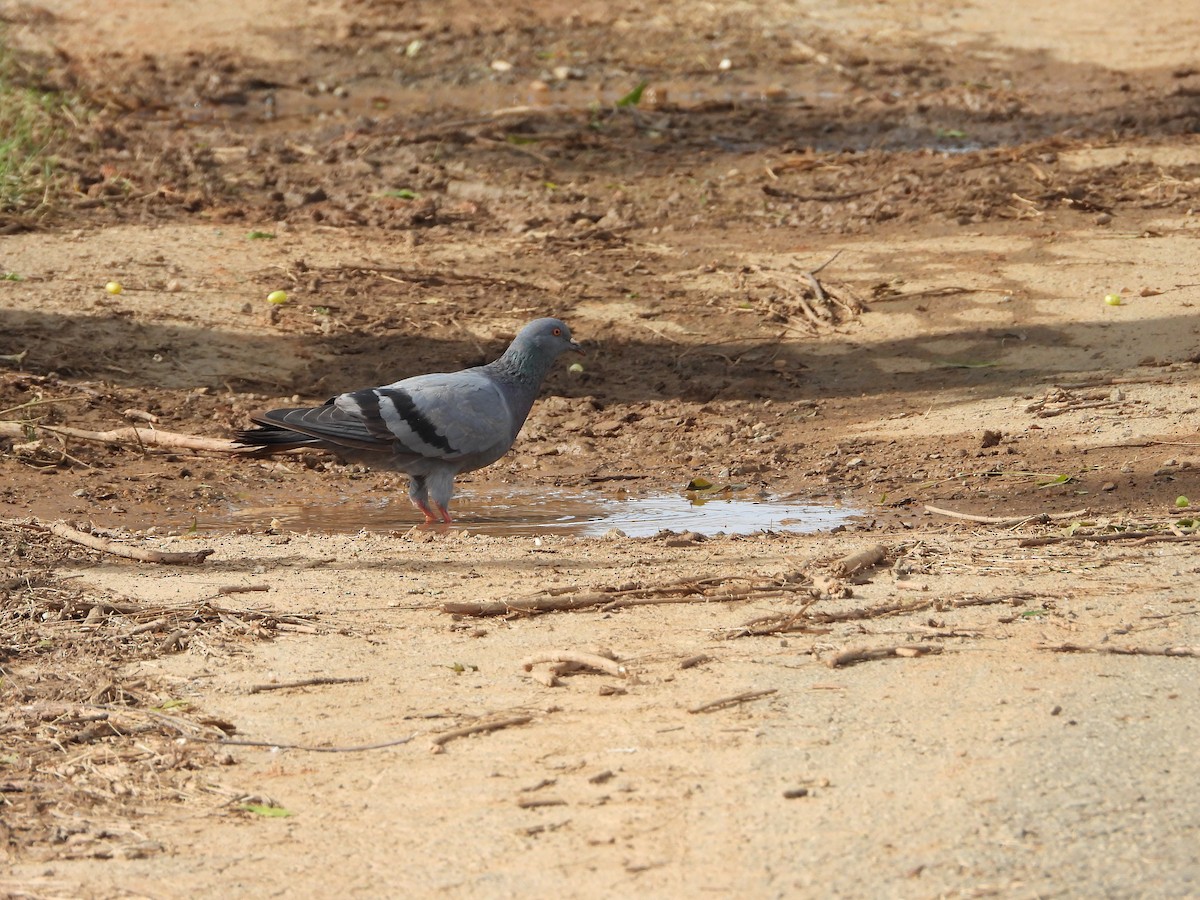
[925,505,1089,526]
[0,421,240,453]
[12,518,214,565]
[429,715,534,754]
[1019,532,1199,547]
[248,676,368,694]
[521,651,626,678]
[831,543,887,577]
[445,592,726,617]
[1037,642,1200,658]
[211,734,417,753]
[688,688,777,714]
[516,796,567,809]
[443,580,810,618]
[825,644,943,668]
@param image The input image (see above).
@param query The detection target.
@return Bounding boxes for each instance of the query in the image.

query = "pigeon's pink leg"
[432,502,453,524]
[412,498,438,525]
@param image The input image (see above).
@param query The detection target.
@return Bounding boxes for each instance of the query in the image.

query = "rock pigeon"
[236,317,582,523]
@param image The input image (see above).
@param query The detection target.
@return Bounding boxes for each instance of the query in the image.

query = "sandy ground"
[2,0,1199,897]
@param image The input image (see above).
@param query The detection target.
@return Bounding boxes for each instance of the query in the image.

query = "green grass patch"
[615,81,648,108]
[0,32,78,212]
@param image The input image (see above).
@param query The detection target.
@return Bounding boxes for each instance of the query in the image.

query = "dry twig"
[521,651,626,679]
[1034,400,1121,418]
[825,644,943,668]
[1037,642,1200,658]
[688,688,777,714]
[1018,532,1199,547]
[726,592,1035,638]
[248,676,368,694]
[832,544,887,577]
[209,734,417,753]
[925,505,1089,526]
[429,715,534,754]
[10,518,214,565]
[444,575,816,617]
[517,796,567,809]
[522,649,626,686]
[0,420,239,453]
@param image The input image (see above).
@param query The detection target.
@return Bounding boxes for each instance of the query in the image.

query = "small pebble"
[664,530,705,547]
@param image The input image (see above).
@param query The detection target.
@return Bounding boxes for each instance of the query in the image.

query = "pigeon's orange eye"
[552,327,562,336]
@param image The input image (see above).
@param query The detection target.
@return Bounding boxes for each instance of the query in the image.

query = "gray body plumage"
[236,318,582,522]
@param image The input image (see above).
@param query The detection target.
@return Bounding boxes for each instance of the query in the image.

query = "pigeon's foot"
[432,502,453,524]
[413,499,438,525]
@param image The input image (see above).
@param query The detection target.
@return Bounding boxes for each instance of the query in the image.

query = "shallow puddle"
[212,489,858,538]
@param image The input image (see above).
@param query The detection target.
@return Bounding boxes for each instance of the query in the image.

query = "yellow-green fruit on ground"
[105,281,123,295]
[267,290,289,305]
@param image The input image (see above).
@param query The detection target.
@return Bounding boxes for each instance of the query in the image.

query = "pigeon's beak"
[569,340,584,355]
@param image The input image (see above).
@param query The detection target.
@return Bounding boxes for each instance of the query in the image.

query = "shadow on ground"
[3,308,1196,406]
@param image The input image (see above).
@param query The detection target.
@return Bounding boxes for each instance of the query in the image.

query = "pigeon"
[235,317,582,524]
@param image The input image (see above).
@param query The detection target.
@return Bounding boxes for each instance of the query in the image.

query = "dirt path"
[2,0,1199,896]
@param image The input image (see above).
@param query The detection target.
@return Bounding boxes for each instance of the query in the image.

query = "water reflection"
[217,488,858,538]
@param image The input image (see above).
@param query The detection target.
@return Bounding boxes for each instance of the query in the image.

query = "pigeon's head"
[516,317,583,358]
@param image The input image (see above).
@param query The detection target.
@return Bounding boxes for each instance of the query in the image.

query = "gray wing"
[252,370,515,462]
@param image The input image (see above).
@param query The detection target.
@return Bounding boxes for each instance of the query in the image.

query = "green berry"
[267,290,289,305]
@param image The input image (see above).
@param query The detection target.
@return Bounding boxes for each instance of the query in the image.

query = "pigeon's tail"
[232,422,322,456]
